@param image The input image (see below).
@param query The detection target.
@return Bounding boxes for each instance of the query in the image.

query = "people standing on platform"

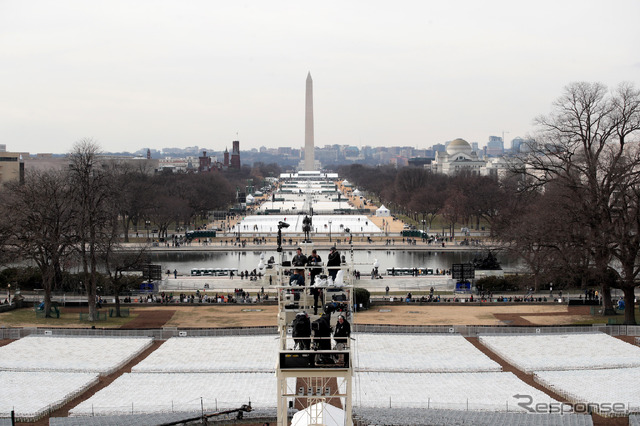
[292,247,307,268]
[308,249,323,315]
[307,249,322,286]
[327,246,341,281]
[292,312,311,350]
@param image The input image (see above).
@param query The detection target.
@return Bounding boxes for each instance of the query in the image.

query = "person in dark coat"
[292,247,307,267]
[327,246,341,281]
[290,269,305,300]
[312,312,332,351]
[333,314,351,348]
[307,249,323,314]
[291,312,311,350]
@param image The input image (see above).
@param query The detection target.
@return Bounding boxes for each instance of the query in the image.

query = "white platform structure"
[275,254,355,425]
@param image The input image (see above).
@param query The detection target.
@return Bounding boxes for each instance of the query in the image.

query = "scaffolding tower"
[275,250,354,426]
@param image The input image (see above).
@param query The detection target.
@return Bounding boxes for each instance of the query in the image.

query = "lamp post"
[422,220,426,233]
[145,220,150,240]
[328,220,332,243]
[7,284,10,305]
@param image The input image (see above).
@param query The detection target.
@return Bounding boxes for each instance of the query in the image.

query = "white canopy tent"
[375,205,390,217]
[291,402,345,426]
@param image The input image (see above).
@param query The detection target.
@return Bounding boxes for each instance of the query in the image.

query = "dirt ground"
[81,303,596,329]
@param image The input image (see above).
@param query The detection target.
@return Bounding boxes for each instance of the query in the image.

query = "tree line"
[0,139,278,320]
[341,82,640,324]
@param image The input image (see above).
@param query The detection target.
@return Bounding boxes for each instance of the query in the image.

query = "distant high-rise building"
[486,136,504,156]
[511,137,523,153]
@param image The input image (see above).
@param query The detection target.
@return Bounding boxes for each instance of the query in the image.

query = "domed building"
[430,138,487,175]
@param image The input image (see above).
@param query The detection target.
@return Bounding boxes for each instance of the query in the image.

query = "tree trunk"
[115,293,121,317]
[122,216,131,243]
[43,269,53,318]
[623,286,637,325]
[601,284,615,316]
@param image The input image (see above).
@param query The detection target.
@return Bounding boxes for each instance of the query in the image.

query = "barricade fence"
[352,324,636,337]
[3,324,640,340]
[4,326,279,340]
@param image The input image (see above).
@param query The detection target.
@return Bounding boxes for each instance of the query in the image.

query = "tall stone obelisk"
[304,72,315,171]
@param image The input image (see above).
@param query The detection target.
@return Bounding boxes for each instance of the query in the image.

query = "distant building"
[0,152,24,184]
[199,151,212,172]
[511,137,524,153]
[408,157,433,167]
[486,136,504,157]
[230,140,241,169]
[430,138,486,175]
[432,143,446,153]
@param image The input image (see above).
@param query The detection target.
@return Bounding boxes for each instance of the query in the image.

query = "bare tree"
[0,170,75,315]
[68,139,118,321]
[515,82,640,321]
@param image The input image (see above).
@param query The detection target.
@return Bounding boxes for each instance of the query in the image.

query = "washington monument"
[304,72,315,171]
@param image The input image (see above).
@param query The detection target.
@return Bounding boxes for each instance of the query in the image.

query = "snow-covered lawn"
[69,373,276,416]
[479,333,640,373]
[354,333,501,372]
[132,336,277,373]
[535,367,640,416]
[354,371,566,412]
[0,371,98,421]
[0,336,153,375]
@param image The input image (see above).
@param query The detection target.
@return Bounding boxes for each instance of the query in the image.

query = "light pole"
[7,283,10,305]
[328,220,332,243]
[145,220,150,240]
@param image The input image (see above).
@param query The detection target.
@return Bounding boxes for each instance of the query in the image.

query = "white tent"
[375,205,390,217]
[291,402,345,426]
[246,194,255,205]
[352,189,362,196]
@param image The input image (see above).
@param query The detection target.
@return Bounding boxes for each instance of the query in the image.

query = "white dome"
[447,138,472,155]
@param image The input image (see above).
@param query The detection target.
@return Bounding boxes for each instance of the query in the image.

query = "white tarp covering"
[534,367,640,416]
[69,372,276,416]
[354,372,567,412]
[0,336,153,375]
[354,334,501,373]
[480,333,640,373]
[132,336,277,373]
[0,371,98,421]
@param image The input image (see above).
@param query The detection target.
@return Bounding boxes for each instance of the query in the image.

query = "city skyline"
[1,0,639,154]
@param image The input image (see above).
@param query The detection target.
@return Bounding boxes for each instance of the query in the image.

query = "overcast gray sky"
[1,0,639,154]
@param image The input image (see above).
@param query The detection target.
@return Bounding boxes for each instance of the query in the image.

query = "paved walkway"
[160,274,455,293]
